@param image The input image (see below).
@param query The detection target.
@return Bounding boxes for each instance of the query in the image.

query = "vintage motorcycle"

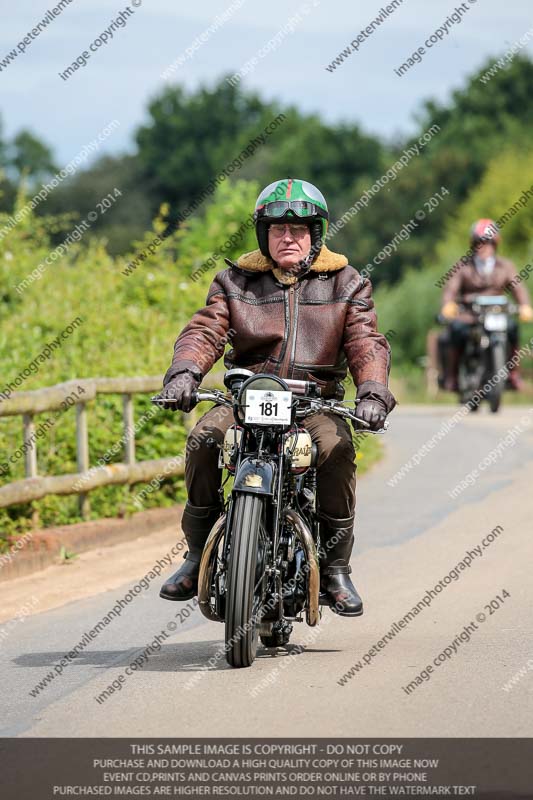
[439,296,517,413]
[153,368,384,668]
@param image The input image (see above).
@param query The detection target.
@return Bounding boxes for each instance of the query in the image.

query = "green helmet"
[254,178,329,259]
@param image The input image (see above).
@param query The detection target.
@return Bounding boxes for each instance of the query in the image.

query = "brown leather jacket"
[164,246,396,411]
[443,256,530,307]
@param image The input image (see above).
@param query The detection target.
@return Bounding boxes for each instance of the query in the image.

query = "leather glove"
[519,304,533,323]
[354,398,387,431]
[159,371,200,412]
[441,301,459,320]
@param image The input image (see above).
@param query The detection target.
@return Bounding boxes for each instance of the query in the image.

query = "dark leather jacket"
[164,245,396,411]
[443,256,530,307]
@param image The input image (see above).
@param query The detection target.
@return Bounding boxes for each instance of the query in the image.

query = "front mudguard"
[232,457,276,496]
[488,332,508,350]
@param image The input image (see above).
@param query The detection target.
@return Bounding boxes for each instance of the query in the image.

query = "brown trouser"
[184,405,356,518]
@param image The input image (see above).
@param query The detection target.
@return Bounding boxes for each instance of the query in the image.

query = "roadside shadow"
[14,640,341,674]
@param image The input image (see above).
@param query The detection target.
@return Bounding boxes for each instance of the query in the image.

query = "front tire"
[225,494,268,668]
[487,341,506,413]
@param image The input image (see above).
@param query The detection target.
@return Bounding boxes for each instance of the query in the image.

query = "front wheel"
[225,493,268,668]
[487,341,506,413]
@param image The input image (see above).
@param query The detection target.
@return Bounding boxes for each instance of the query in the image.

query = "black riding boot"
[318,511,363,617]
[160,502,222,601]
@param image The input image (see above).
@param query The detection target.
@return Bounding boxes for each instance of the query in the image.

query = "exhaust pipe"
[284,509,320,626]
[198,514,226,622]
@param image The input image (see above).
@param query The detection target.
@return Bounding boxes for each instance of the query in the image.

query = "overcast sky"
[1,0,532,166]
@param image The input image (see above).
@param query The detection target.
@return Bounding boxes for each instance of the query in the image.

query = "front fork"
[204,444,320,626]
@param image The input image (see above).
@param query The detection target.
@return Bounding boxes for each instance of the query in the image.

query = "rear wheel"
[468,396,480,412]
[260,619,293,649]
[225,494,268,668]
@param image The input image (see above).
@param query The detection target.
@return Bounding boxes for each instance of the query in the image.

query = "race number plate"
[244,390,292,425]
[485,313,507,331]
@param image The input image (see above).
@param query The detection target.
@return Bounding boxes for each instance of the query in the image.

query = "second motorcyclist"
[440,219,532,391]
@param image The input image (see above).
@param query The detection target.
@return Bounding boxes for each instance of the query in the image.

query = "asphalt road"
[2,404,533,738]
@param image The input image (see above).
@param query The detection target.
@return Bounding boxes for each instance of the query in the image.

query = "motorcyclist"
[440,219,533,391]
[158,178,396,617]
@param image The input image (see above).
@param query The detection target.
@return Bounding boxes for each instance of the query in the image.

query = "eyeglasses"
[269,223,310,239]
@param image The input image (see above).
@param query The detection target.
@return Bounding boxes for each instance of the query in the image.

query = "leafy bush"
[0,180,258,544]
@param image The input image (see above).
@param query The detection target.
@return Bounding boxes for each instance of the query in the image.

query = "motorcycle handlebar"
[437,305,519,325]
[151,392,388,433]
[150,390,230,407]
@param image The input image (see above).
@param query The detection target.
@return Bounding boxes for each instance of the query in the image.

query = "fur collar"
[232,246,348,286]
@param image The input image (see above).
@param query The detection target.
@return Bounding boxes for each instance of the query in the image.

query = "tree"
[0,123,57,212]
[44,154,153,255]
[0,114,7,169]
[136,79,278,217]
[135,78,384,225]
[258,108,383,200]
[335,53,533,285]
[0,114,15,213]
[9,130,57,181]
[416,54,533,169]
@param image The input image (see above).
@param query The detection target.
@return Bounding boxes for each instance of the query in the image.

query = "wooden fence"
[0,374,220,520]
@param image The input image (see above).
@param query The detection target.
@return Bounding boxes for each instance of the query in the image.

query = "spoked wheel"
[459,356,483,411]
[487,342,506,413]
[225,494,268,668]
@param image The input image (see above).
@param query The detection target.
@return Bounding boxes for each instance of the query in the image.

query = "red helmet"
[470,218,501,247]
